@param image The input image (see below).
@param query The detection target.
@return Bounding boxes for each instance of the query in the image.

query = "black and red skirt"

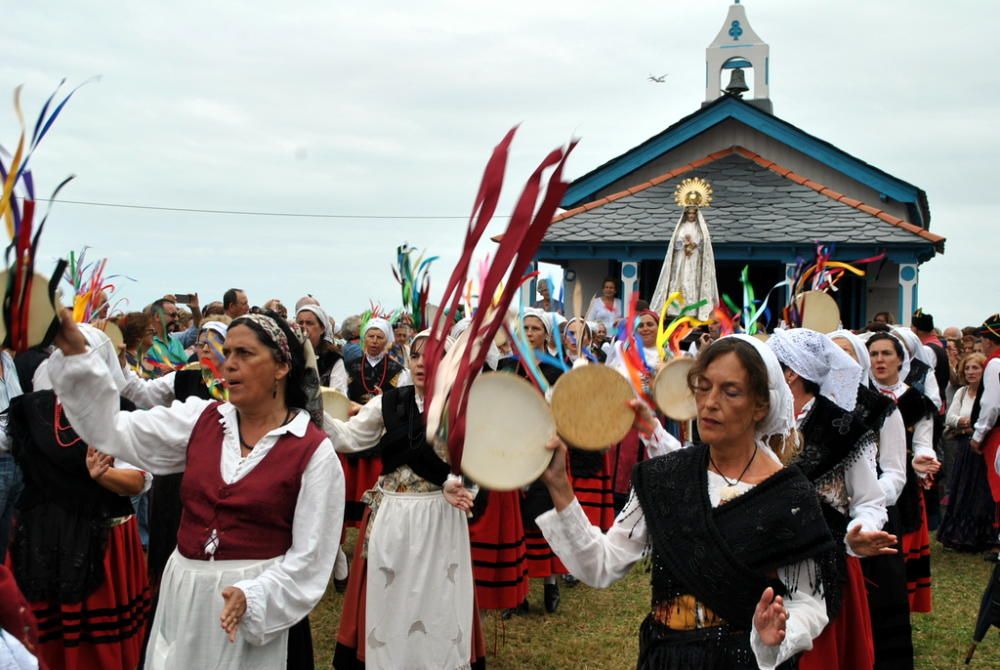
[468,490,529,610]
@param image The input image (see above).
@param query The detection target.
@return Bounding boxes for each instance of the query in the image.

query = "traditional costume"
[342,318,403,529]
[45,316,344,670]
[537,335,837,669]
[9,326,151,670]
[297,305,348,393]
[768,328,883,670]
[326,347,485,669]
[831,330,913,670]
[971,316,1000,511]
[938,380,996,551]
[870,333,937,615]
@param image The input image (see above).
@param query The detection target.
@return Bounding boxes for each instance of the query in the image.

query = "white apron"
[365,490,474,670]
[146,551,288,670]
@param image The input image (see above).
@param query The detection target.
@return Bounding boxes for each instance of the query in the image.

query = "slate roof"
[561,95,932,231]
[545,147,944,250]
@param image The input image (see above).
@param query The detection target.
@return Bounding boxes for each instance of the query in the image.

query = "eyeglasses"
[195,340,211,348]
[145,328,156,335]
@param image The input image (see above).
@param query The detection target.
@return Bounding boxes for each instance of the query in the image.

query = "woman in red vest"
[45,310,344,670]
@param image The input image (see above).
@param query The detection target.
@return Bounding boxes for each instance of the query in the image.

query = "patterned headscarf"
[232,314,291,363]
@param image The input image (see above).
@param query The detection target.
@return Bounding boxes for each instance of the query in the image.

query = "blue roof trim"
[562,96,928,227]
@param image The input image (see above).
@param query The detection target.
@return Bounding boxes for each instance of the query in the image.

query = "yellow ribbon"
[0,86,26,240]
[656,292,682,360]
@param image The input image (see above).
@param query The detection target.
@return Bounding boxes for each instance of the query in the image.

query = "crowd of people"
[0,278,996,670]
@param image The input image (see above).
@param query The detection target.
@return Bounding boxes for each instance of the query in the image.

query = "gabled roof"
[562,95,932,230]
[545,146,944,251]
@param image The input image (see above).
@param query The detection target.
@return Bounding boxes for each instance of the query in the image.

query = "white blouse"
[946,386,977,430]
[877,409,908,507]
[45,348,345,646]
[536,429,828,670]
[585,297,623,331]
[322,392,423,454]
[973,358,999,443]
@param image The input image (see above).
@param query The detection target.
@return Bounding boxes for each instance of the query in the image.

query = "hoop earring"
[272,379,278,399]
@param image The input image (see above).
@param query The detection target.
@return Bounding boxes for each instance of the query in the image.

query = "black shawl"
[633,445,838,627]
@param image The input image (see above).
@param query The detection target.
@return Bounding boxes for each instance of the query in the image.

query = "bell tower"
[704,1,772,113]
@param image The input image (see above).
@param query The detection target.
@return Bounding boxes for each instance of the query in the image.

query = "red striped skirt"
[524,527,567,579]
[30,518,151,670]
[468,490,529,610]
[569,451,616,532]
[798,555,875,670]
[339,454,383,529]
[902,488,932,613]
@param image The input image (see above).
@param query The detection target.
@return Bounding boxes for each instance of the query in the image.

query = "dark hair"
[873,311,895,323]
[150,298,174,315]
[120,311,151,349]
[865,321,892,334]
[223,288,244,310]
[688,338,770,412]
[865,332,904,360]
[778,362,821,396]
[202,301,225,317]
[601,277,617,289]
[230,310,308,410]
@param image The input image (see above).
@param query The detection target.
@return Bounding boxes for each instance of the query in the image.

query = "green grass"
[311,532,999,669]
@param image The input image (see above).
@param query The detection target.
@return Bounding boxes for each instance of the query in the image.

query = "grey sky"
[2,0,995,328]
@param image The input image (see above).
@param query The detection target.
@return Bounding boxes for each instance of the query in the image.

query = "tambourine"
[0,268,63,351]
[320,386,352,422]
[460,372,556,491]
[652,357,697,421]
[794,290,840,334]
[100,320,125,351]
[550,364,634,450]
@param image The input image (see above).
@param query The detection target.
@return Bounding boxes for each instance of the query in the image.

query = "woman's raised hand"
[753,586,788,647]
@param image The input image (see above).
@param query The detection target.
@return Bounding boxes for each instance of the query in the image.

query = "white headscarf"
[363,317,393,343]
[725,334,796,442]
[199,320,229,341]
[828,329,871,378]
[297,304,334,344]
[767,328,862,412]
[891,326,942,410]
[520,307,550,333]
[860,330,911,392]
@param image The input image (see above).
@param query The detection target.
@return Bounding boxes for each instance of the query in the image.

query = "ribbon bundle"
[423,127,576,474]
[0,83,88,351]
[393,244,437,331]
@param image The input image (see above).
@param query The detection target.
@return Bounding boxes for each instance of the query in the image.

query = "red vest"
[176,403,325,560]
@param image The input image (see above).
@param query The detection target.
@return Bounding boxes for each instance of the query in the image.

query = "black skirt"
[937,437,998,552]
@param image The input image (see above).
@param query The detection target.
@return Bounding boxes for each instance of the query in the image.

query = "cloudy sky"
[2,0,996,327]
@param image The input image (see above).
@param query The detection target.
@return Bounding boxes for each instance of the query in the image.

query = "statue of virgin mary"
[649,177,719,321]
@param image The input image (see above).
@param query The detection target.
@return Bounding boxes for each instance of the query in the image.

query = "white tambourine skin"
[460,372,555,491]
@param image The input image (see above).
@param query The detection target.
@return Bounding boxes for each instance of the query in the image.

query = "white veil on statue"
[649,177,719,321]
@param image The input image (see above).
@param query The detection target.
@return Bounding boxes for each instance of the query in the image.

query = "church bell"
[725,68,749,97]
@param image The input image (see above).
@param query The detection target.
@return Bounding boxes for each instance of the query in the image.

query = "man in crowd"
[144,297,195,377]
[223,288,250,319]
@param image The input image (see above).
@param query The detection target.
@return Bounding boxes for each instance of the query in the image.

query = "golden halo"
[674,177,713,209]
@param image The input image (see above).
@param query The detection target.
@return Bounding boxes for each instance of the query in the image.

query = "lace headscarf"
[726,334,795,443]
[828,329,871,378]
[767,328,862,412]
